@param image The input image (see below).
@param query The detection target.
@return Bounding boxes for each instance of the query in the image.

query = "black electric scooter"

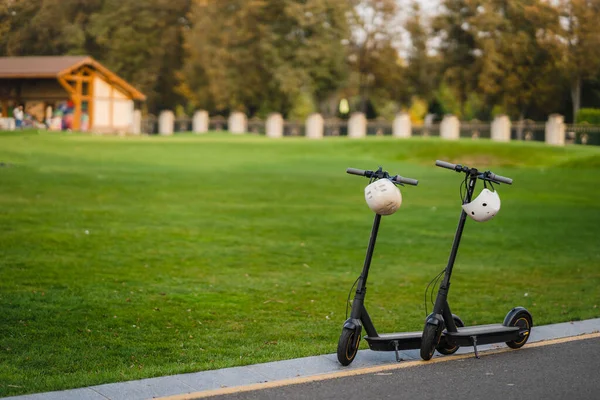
[419,160,533,361]
[337,167,466,366]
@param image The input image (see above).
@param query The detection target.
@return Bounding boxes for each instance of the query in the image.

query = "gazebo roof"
[0,56,146,100]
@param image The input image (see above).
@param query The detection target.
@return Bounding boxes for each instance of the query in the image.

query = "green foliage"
[346,0,405,112]
[174,105,187,118]
[434,82,462,117]
[181,0,350,115]
[0,0,188,113]
[463,92,486,121]
[408,97,429,123]
[404,1,438,104]
[371,98,399,121]
[491,104,508,118]
[576,108,600,124]
[288,91,317,121]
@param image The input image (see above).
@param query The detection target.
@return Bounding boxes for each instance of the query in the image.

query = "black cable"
[424,269,445,315]
[345,275,361,319]
[429,270,444,310]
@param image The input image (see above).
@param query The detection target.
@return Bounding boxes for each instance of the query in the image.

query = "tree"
[555,0,600,121]
[346,0,403,114]
[0,0,103,56]
[87,0,191,112]
[404,1,438,105]
[431,0,480,118]
[460,0,563,125]
[180,0,350,116]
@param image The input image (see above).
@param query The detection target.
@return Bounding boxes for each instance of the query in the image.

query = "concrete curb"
[5,318,600,400]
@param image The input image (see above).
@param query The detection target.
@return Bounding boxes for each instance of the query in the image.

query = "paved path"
[4,318,600,400]
[206,336,600,400]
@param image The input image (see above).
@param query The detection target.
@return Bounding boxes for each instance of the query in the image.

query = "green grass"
[1,131,599,396]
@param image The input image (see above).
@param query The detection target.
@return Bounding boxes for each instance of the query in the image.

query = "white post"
[545,114,566,146]
[266,113,284,138]
[193,110,209,134]
[348,112,367,139]
[132,109,142,135]
[393,112,412,138]
[305,113,324,139]
[491,115,511,142]
[440,115,460,140]
[228,112,247,134]
[158,110,174,136]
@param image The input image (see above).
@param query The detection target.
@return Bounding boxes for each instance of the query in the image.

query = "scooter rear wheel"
[505,311,532,349]
[436,314,465,355]
[337,327,361,366]
[420,323,443,361]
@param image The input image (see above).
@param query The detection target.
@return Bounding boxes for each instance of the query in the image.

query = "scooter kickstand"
[393,341,402,362]
[471,336,480,359]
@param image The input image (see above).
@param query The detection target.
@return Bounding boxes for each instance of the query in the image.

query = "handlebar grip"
[393,176,418,186]
[346,168,367,176]
[488,172,513,185]
[435,160,457,170]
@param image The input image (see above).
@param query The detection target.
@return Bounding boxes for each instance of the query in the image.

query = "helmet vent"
[482,203,487,206]
[471,211,475,215]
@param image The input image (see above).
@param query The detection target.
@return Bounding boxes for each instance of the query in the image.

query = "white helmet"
[462,188,501,222]
[364,179,402,215]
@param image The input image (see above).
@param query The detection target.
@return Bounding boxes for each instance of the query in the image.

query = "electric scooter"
[337,167,466,366]
[419,160,533,361]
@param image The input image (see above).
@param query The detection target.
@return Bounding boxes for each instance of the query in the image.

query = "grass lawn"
[1,131,599,396]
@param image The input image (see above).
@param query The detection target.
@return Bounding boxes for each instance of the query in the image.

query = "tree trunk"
[570,76,581,123]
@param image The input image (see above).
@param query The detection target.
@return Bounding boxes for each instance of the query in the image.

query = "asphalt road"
[206,337,600,400]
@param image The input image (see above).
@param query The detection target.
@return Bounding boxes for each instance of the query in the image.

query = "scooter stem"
[349,213,381,322]
[433,174,478,313]
[356,213,382,294]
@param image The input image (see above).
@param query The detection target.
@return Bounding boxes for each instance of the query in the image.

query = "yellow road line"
[156,332,600,400]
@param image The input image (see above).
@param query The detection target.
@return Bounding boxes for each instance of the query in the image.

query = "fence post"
[393,112,411,138]
[159,110,174,135]
[193,110,209,134]
[545,114,566,146]
[0,117,15,131]
[440,115,460,140]
[491,115,511,142]
[131,109,142,135]
[266,113,283,138]
[306,113,324,139]
[228,112,247,134]
[348,112,367,138]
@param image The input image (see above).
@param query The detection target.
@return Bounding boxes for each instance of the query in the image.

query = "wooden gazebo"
[0,56,145,132]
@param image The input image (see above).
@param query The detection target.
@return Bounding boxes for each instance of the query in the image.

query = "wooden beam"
[88,71,95,130]
[89,59,146,100]
[109,84,114,130]
[73,78,83,131]
[64,75,93,82]
[81,66,95,76]
[57,76,76,96]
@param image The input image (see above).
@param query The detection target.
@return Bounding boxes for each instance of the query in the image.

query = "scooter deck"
[365,331,422,351]
[444,323,520,346]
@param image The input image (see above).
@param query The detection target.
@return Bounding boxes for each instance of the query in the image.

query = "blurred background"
[1,0,599,125]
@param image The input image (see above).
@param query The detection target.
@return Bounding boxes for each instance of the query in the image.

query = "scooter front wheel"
[420,323,443,361]
[337,327,361,366]
[436,314,465,355]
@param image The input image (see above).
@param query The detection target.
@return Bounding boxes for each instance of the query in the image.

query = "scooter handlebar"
[393,176,419,186]
[347,167,418,186]
[346,167,367,176]
[435,160,458,170]
[487,172,513,185]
